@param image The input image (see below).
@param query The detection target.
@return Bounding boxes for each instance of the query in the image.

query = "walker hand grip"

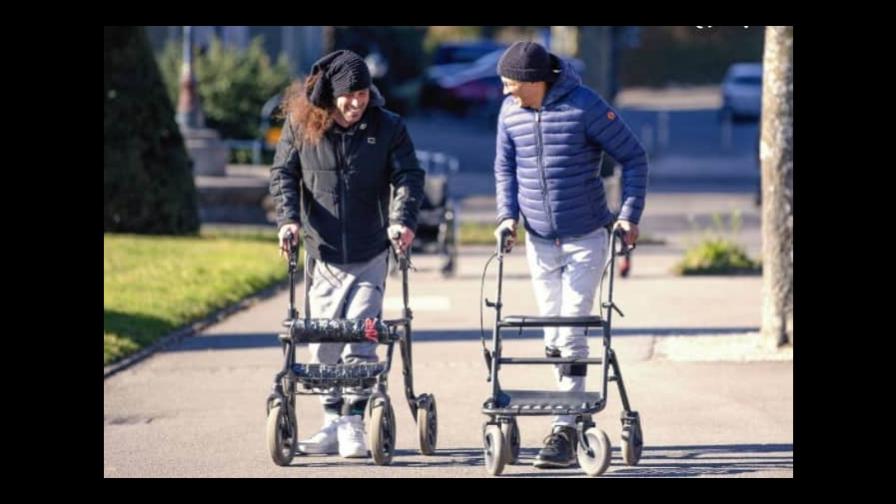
[390,228,410,270]
[283,230,296,254]
[497,228,512,254]
[613,227,635,256]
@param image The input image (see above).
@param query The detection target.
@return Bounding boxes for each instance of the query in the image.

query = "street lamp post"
[176,26,204,130]
[175,26,228,177]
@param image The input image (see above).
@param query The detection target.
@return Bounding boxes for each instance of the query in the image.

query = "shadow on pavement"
[279,443,792,477]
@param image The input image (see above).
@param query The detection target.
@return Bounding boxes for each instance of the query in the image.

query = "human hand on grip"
[278,224,299,260]
[494,219,518,253]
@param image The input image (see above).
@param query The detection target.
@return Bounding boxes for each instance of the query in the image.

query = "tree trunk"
[760,26,794,348]
[322,26,336,54]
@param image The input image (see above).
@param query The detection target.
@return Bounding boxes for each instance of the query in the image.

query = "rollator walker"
[479,226,644,476]
[266,231,438,466]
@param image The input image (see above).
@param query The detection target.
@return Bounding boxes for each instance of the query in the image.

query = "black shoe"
[533,426,577,468]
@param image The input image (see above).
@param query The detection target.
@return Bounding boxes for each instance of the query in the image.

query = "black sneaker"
[533,426,577,468]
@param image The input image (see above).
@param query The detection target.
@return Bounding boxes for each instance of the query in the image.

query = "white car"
[721,63,762,120]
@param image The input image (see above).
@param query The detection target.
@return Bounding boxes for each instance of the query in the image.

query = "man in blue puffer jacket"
[492,41,648,469]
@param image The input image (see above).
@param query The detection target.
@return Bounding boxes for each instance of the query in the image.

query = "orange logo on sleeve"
[607,111,616,120]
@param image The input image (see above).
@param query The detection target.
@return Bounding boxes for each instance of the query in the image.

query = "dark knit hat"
[306,50,371,107]
[497,41,556,82]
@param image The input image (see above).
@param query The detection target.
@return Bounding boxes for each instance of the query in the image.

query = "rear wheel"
[417,394,438,455]
[501,420,520,464]
[621,414,644,466]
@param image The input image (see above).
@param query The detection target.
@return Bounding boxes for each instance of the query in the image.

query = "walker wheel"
[417,394,438,455]
[621,413,644,466]
[483,423,507,475]
[368,395,396,465]
[501,419,520,464]
[577,427,611,477]
[266,402,296,466]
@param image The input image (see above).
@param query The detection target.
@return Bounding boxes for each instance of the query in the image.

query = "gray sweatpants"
[305,248,389,415]
[525,227,608,428]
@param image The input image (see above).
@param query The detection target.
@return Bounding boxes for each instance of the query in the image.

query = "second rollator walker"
[479,227,644,476]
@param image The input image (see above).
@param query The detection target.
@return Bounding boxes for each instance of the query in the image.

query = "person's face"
[501,77,539,108]
[333,88,370,125]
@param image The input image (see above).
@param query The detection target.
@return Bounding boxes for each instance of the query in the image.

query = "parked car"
[421,41,506,113]
[422,47,585,117]
[720,62,763,121]
[431,40,508,67]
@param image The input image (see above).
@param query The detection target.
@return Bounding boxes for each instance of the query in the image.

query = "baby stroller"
[265,231,438,466]
[477,227,644,476]
[407,150,459,277]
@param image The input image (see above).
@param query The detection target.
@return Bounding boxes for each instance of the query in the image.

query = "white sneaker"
[337,415,369,458]
[297,414,339,455]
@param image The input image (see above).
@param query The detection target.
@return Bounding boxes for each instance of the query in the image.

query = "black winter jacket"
[270,87,425,264]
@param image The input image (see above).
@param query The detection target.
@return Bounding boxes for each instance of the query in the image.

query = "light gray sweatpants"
[305,248,389,416]
[525,227,608,428]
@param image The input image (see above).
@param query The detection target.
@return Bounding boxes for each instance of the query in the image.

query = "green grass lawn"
[104,228,293,366]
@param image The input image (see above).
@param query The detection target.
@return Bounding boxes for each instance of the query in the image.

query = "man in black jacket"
[269,50,424,458]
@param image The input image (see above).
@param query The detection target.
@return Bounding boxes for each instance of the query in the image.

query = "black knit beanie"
[306,49,371,108]
[497,41,556,82]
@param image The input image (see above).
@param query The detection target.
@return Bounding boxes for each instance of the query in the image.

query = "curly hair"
[279,73,333,146]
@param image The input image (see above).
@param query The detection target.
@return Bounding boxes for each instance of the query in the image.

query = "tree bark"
[760,26,794,348]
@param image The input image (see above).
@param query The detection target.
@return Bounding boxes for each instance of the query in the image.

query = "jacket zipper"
[534,110,558,242]
[339,133,349,263]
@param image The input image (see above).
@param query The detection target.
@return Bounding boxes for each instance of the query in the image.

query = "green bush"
[674,237,760,275]
[674,211,760,275]
[157,36,292,139]
[104,26,199,235]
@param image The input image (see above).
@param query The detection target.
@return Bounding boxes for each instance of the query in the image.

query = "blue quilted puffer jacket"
[494,58,648,240]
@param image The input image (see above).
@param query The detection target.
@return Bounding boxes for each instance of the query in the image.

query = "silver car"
[721,62,762,120]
